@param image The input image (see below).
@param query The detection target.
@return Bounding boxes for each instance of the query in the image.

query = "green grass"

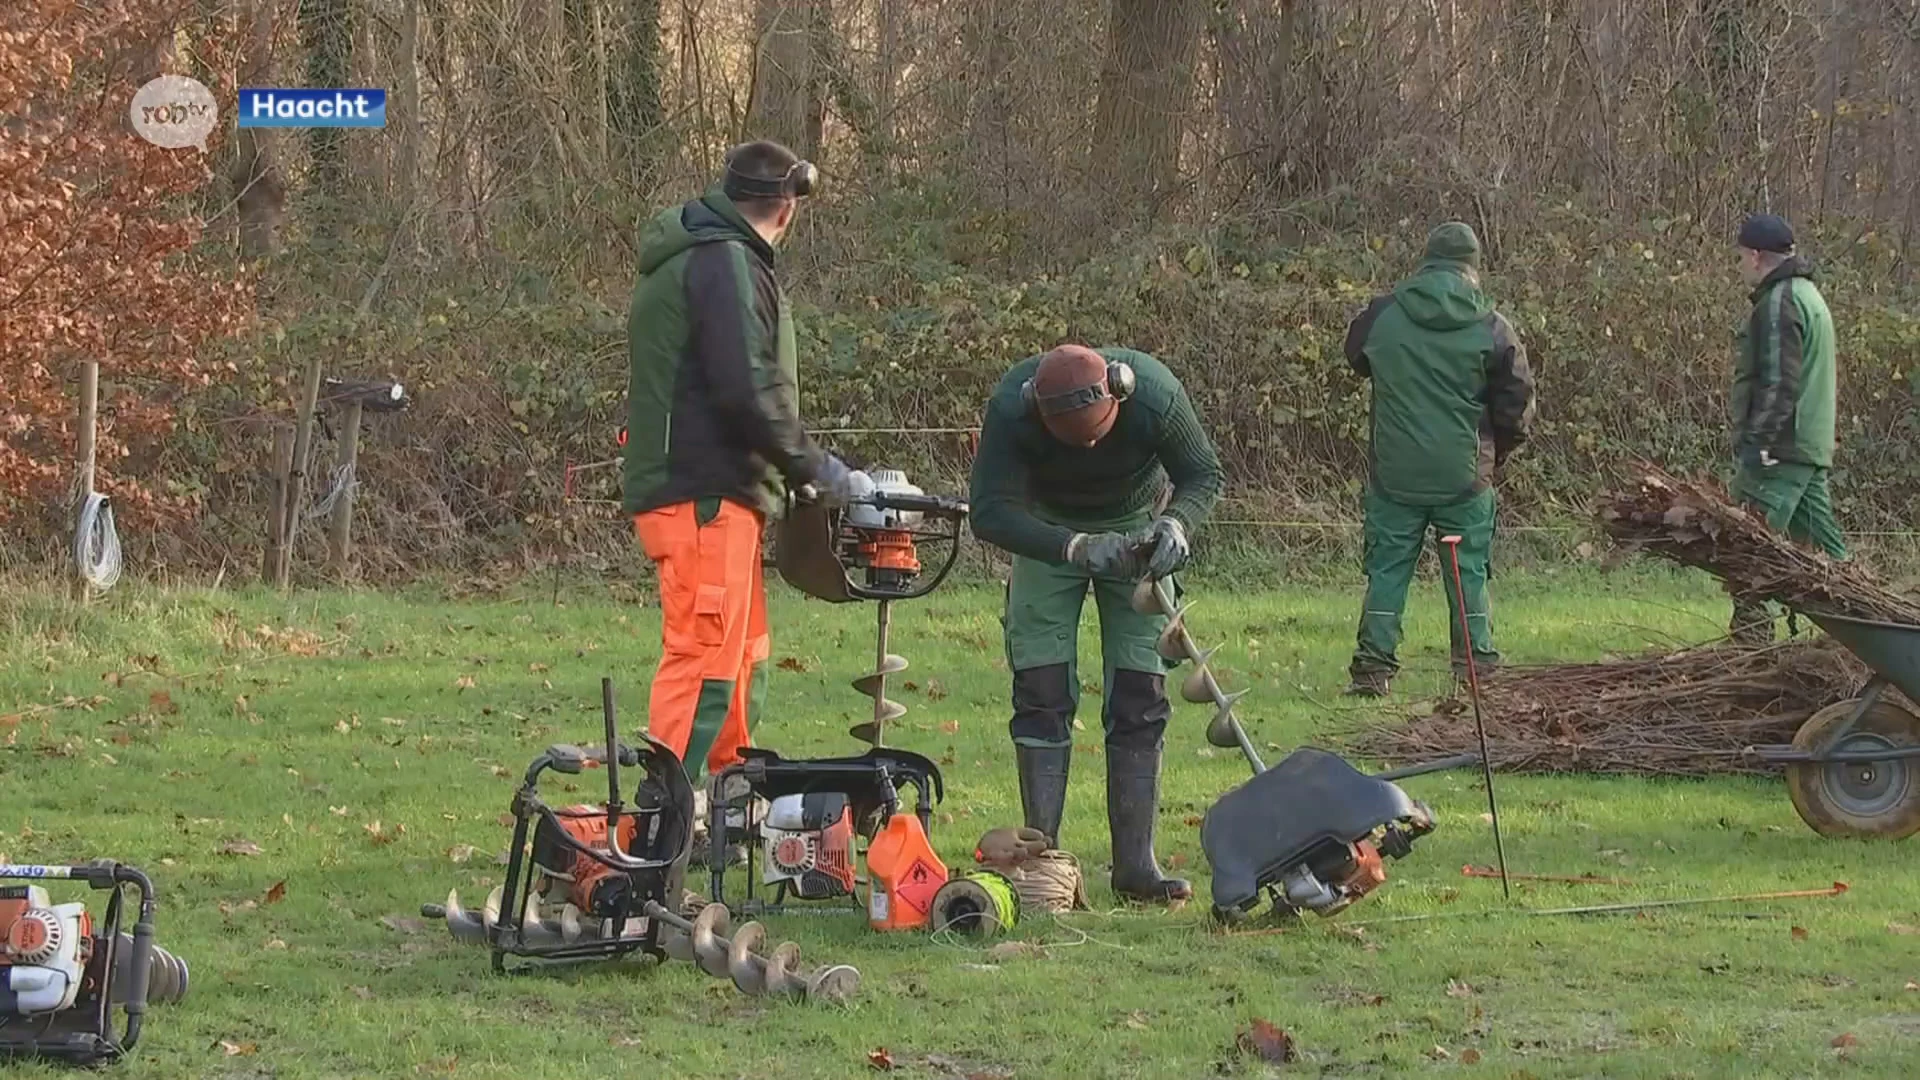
[2,566,1917,1079]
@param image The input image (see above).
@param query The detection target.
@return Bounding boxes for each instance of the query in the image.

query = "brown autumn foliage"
[0,1,250,526]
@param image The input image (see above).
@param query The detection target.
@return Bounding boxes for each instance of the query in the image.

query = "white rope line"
[304,461,357,521]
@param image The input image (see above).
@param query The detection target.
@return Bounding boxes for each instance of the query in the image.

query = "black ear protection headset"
[722,148,818,200]
[1020,357,1136,418]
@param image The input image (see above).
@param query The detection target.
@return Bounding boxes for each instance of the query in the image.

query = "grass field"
[2,565,1917,1079]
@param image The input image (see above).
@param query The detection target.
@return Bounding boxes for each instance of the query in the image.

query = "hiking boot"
[1105,743,1192,904]
[1344,671,1392,698]
[1015,743,1071,848]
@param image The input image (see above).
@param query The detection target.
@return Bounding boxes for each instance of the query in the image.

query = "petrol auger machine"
[1128,576,1442,924]
[692,469,965,927]
[0,861,189,1067]
[420,678,861,1002]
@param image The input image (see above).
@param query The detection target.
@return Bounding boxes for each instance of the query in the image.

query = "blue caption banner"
[238,88,387,128]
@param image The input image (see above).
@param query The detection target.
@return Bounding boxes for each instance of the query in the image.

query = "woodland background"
[7,0,1920,583]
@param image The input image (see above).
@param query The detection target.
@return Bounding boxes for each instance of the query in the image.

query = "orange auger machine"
[0,861,189,1067]
[421,679,861,1002]
[699,469,964,929]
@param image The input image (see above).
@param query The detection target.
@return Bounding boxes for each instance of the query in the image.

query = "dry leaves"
[365,820,403,845]
[1790,925,1809,941]
[985,941,1045,962]
[1446,979,1479,998]
[454,675,476,691]
[777,656,809,673]
[380,914,426,935]
[1235,1018,1298,1064]
[148,690,177,714]
[939,720,961,734]
[867,1048,895,1071]
[264,880,287,904]
[217,1040,259,1057]
[1460,1048,1483,1064]
[1887,922,1919,935]
[219,839,263,857]
[447,844,477,864]
[1831,1032,1858,1049]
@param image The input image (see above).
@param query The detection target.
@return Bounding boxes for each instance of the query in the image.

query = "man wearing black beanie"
[1729,213,1846,644]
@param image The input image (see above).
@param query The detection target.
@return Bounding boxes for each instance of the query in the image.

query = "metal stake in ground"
[1440,533,1511,900]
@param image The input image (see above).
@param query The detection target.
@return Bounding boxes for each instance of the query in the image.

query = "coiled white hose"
[74,491,122,591]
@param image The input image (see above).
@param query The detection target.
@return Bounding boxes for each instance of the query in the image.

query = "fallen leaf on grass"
[1446,979,1478,998]
[217,1040,258,1056]
[415,1055,459,1074]
[1183,815,1202,827]
[529,662,550,673]
[925,679,948,701]
[496,812,516,827]
[1235,1018,1297,1064]
[1166,852,1187,870]
[1791,925,1809,941]
[1887,922,1919,935]
[1904,981,1917,992]
[448,844,477,864]
[350,986,373,1000]
[1427,1045,1452,1060]
[777,656,809,673]
[868,1047,896,1070]
[265,938,287,949]
[330,805,349,816]
[149,691,177,715]
[380,915,426,935]
[365,820,403,845]
[1119,1010,1151,1030]
[1460,1048,1483,1064]
[939,720,961,734]
[220,840,263,857]
[1832,1033,1857,1049]
[264,880,287,904]
[454,675,475,691]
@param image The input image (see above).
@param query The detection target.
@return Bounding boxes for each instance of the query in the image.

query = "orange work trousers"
[633,498,770,779]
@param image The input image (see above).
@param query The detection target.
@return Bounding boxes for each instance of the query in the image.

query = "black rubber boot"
[1105,742,1191,904]
[1015,744,1071,848]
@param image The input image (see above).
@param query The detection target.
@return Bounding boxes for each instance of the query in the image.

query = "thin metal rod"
[1372,752,1482,781]
[1440,535,1510,901]
[1348,881,1849,928]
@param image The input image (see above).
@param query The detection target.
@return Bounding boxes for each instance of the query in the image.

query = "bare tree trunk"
[748,0,827,155]
[396,0,423,205]
[231,0,286,259]
[611,0,665,177]
[300,0,352,194]
[1092,0,1206,216]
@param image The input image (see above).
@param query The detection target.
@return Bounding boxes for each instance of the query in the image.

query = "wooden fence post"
[72,360,99,603]
[275,356,325,589]
[264,426,293,582]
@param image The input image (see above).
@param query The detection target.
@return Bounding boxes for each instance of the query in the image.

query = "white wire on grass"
[73,491,122,592]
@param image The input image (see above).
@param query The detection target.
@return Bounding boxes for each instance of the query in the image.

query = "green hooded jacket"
[1732,256,1837,467]
[623,186,822,518]
[1344,262,1536,506]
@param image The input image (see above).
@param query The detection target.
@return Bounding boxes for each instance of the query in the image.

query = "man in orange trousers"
[622,140,851,782]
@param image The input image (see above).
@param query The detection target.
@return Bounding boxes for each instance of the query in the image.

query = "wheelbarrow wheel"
[1785,697,1920,840]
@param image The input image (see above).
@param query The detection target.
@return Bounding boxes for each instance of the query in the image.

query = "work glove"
[1737,444,1779,470]
[798,453,857,507]
[975,826,1050,867]
[1064,531,1142,579]
[1141,516,1190,580]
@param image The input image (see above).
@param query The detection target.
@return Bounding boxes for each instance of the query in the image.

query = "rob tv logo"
[238,87,387,128]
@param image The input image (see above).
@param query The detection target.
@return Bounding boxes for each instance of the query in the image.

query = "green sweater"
[968,349,1224,562]
[1733,256,1837,468]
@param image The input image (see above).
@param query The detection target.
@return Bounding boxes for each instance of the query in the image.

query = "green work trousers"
[1729,462,1847,641]
[1002,554,1171,748]
[1350,488,1497,678]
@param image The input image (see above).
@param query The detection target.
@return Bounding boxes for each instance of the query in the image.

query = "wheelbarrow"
[1746,609,1920,839]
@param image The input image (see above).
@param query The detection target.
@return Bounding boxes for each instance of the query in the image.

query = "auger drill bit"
[1131,578,1265,774]
[645,901,860,1003]
[850,599,907,747]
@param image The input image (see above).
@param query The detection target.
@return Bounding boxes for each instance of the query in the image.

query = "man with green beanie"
[1728,213,1845,644]
[969,344,1223,904]
[1342,222,1535,697]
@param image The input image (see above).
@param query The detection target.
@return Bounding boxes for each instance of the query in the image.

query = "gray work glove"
[1141,516,1189,579]
[1065,531,1143,579]
[797,453,856,507]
